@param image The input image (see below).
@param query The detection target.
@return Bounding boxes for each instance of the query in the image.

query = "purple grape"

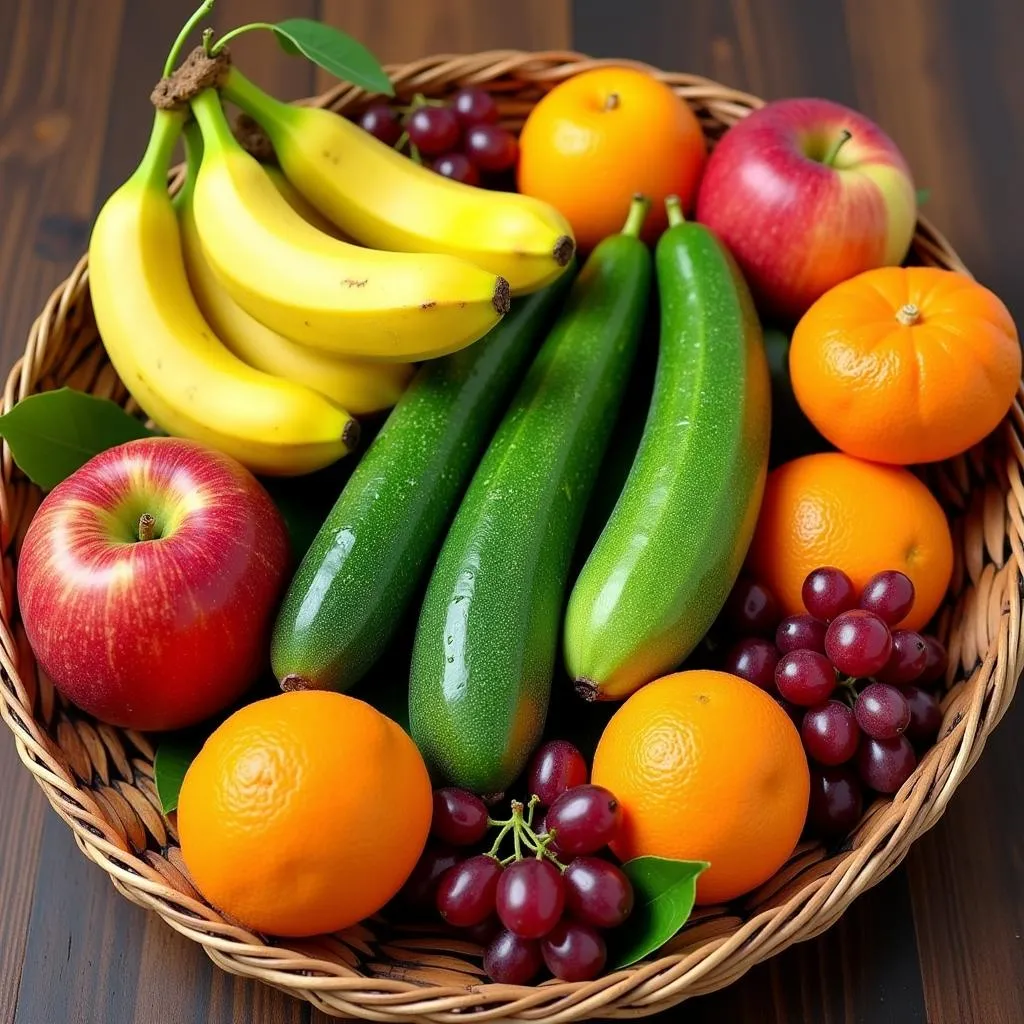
[808,765,864,838]
[726,578,782,635]
[436,854,502,927]
[825,610,893,677]
[464,916,501,945]
[527,740,588,808]
[464,124,519,172]
[918,636,949,687]
[431,788,490,846]
[398,844,462,912]
[496,859,565,939]
[802,567,857,621]
[484,929,543,984]
[902,685,943,746]
[540,920,607,982]
[775,649,837,706]
[406,105,461,154]
[776,614,828,655]
[855,682,911,740]
[358,103,402,145]
[859,570,915,625]
[452,86,500,126]
[801,700,860,765]
[724,637,779,691]
[876,629,928,685]
[545,785,621,855]
[432,152,480,185]
[857,735,917,793]
[563,857,634,928]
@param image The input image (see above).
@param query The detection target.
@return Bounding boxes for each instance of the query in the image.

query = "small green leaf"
[273,19,394,95]
[0,388,154,490]
[610,857,710,969]
[154,734,204,813]
[916,187,931,206]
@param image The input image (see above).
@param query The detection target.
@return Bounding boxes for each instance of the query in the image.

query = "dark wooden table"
[1,1,1022,1021]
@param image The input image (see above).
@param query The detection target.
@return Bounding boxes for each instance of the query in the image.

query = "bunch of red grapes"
[723,567,948,840]
[357,87,519,187]
[396,740,634,985]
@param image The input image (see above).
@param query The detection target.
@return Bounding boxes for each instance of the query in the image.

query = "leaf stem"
[164,0,216,77]
[210,22,277,55]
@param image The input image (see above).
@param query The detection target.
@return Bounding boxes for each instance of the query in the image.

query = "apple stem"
[137,514,156,542]
[665,194,685,227]
[604,92,620,111]
[822,129,853,167]
[896,303,922,326]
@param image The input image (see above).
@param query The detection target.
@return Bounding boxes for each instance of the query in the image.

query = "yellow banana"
[263,164,348,240]
[88,108,357,477]
[222,68,576,296]
[188,89,510,363]
[178,127,413,416]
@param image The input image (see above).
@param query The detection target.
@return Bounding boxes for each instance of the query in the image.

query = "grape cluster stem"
[486,796,564,869]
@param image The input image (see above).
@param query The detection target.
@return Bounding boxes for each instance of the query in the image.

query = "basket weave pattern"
[1,51,1020,1022]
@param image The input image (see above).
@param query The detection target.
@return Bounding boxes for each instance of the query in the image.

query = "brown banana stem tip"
[574,678,599,702]
[280,674,315,692]
[342,418,362,449]
[553,235,574,266]
[493,277,512,315]
[234,113,275,162]
[151,45,232,111]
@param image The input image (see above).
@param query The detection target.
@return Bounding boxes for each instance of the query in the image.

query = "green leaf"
[610,857,710,969]
[272,19,394,95]
[154,734,204,813]
[916,187,931,206]
[0,388,154,490]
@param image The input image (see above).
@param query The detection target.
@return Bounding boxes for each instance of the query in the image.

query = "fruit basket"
[1,48,1021,1022]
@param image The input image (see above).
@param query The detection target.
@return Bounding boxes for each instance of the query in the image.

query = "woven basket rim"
[1,48,1020,1023]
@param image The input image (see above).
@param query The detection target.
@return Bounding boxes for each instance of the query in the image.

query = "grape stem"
[482,793,567,869]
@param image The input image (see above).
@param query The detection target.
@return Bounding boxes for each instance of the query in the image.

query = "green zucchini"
[564,196,772,701]
[271,271,573,692]
[409,198,653,795]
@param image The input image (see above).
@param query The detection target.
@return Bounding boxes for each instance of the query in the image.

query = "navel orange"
[177,691,432,937]
[591,670,810,905]
[746,452,953,630]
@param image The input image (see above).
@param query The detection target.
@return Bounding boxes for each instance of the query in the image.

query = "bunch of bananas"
[88,70,575,476]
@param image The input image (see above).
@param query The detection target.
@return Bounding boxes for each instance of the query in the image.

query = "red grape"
[918,636,949,686]
[775,649,837,706]
[801,700,860,765]
[398,844,462,912]
[802,567,857,621]
[540,920,607,982]
[776,614,828,655]
[855,682,911,740]
[563,857,634,928]
[484,929,544,985]
[464,916,501,945]
[527,740,588,808]
[724,637,779,691]
[452,87,500,126]
[859,570,915,625]
[406,105,461,154]
[359,103,402,146]
[432,152,480,185]
[545,785,621,855]
[808,765,864,838]
[496,859,565,938]
[902,685,943,746]
[876,629,928,685]
[431,788,490,846]
[726,578,782,636]
[825,610,893,677]
[536,814,563,857]
[464,125,519,172]
[857,735,917,793]
[436,854,502,927]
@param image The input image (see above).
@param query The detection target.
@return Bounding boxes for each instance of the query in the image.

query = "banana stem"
[221,67,286,128]
[665,195,685,227]
[134,109,188,188]
[190,89,237,152]
[621,194,651,238]
[163,0,216,76]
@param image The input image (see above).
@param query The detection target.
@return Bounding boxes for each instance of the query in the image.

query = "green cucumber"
[564,196,772,701]
[271,271,573,692]
[409,198,653,795]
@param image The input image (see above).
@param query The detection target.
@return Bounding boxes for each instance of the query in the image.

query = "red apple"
[17,437,290,731]
[695,97,916,321]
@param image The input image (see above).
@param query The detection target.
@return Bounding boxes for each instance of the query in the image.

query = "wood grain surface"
[0,1,1021,1021]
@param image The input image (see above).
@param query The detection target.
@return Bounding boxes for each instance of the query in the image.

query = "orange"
[517,67,707,250]
[177,691,432,937]
[746,452,953,631]
[592,670,809,905]
[790,266,1020,465]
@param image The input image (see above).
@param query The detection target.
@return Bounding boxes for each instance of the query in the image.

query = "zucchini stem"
[621,194,651,238]
[665,194,685,227]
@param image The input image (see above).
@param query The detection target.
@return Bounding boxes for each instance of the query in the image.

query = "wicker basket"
[1,50,1020,1023]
